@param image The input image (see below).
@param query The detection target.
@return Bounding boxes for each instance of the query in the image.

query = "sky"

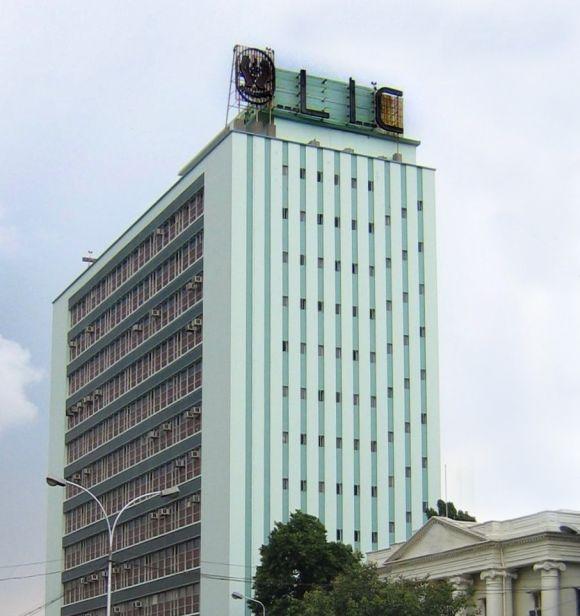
[1,0,580,613]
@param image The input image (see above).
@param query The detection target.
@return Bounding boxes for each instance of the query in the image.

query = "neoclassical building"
[368,510,580,616]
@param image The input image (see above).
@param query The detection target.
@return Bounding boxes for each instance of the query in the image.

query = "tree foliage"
[252,511,471,615]
[252,511,359,615]
[426,499,476,522]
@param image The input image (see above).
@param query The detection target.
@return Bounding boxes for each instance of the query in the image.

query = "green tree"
[286,564,471,616]
[426,499,476,522]
[252,511,359,615]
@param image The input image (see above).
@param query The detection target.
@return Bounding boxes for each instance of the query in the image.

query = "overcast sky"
[1,1,580,613]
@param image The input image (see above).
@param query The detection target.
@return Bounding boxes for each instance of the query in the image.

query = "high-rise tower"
[47,48,440,616]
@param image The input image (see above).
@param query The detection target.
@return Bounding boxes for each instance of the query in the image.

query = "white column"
[449,576,472,616]
[480,569,516,616]
[533,561,566,616]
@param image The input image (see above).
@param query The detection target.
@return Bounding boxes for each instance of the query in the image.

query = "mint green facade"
[47,80,440,615]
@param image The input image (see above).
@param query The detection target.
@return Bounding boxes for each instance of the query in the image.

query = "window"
[372,531,378,543]
[421,413,427,424]
[406,512,412,523]
[389,477,394,489]
[354,439,360,450]
[335,260,341,271]
[334,216,341,229]
[351,220,357,231]
[402,207,407,218]
[405,422,411,433]
[301,480,307,491]
[385,214,391,226]
[336,483,343,494]
[318,390,325,402]
[422,457,428,468]
[405,467,411,478]
[283,386,288,397]
[404,335,409,345]
[418,241,423,252]
[318,435,325,447]
[353,394,359,405]
[318,301,324,311]
[300,388,307,399]
[388,431,394,442]
[282,251,288,263]
[336,347,342,358]
[300,342,306,354]
[354,484,360,495]
[388,387,393,398]
[318,257,324,268]
[351,178,357,188]
[368,180,374,191]
[353,306,358,317]
[404,378,410,389]
[283,295,288,307]
[371,486,378,497]
[352,263,358,274]
[419,283,425,294]
[282,431,289,444]
[283,478,289,489]
[403,292,408,302]
[282,208,288,219]
[387,343,393,354]
[371,396,377,408]
[402,250,408,260]
[417,200,423,211]
[336,529,343,540]
[369,265,375,276]
[386,257,391,268]
[317,213,323,224]
[300,211,306,221]
[300,254,306,265]
[300,168,306,179]
[353,350,359,361]
[370,308,376,319]
[282,164,288,176]
[389,521,395,532]
[371,440,377,452]
[318,345,324,356]
[300,434,307,444]
[317,171,323,182]
[334,174,340,186]
[336,437,342,448]
[282,340,288,351]
[335,304,341,314]
[300,298,306,309]
[370,351,376,363]
[421,369,426,380]
[354,530,360,542]
[386,300,392,311]
[420,326,426,337]
[318,481,325,492]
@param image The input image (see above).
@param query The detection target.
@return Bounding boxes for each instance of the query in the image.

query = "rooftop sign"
[233,45,404,136]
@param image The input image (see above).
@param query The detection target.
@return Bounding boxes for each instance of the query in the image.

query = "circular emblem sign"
[235,47,276,106]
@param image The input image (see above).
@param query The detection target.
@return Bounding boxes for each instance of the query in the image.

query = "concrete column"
[449,575,473,616]
[533,561,566,616]
[480,569,516,616]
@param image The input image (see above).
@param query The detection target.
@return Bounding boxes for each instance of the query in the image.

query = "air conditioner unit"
[192,318,203,326]
[155,228,164,236]
[149,512,159,519]
[72,473,82,481]
[150,309,161,318]
[132,324,143,332]
[185,407,201,418]
[162,422,172,431]
[193,275,203,284]
[83,468,91,476]
[100,570,108,578]
[66,407,77,417]
[191,450,201,459]
[85,326,95,334]
[192,494,201,503]
[89,573,99,582]
[159,508,171,516]
[80,576,89,585]
[82,395,93,404]
[148,429,159,439]
[68,340,77,348]
[113,608,122,614]
[92,389,102,398]
[122,563,132,570]
[174,459,186,468]
[133,601,143,609]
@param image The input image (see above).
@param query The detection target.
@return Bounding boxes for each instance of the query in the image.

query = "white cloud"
[0,334,41,433]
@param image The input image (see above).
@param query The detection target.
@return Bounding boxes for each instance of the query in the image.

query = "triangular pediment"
[385,518,487,563]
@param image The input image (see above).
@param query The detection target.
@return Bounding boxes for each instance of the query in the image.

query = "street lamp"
[46,476,179,616]
[232,591,266,615]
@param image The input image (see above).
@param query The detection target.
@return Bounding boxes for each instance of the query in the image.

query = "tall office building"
[47,47,440,616]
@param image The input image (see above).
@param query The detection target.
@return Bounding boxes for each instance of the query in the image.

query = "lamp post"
[232,591,266,616]
[47,476,179,616]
